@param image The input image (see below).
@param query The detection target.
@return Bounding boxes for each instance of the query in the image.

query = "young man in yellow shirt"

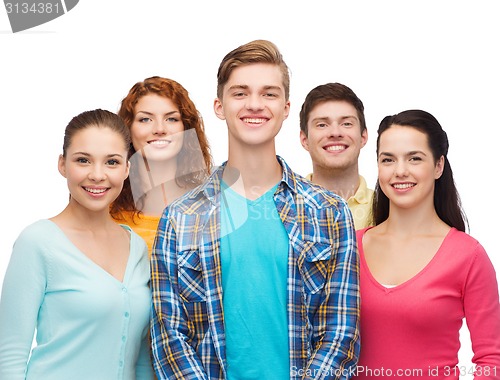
[300,83,374,229]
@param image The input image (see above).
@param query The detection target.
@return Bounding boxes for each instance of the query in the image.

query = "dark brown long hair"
[372,109,468,232]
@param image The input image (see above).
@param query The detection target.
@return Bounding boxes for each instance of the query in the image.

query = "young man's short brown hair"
[299,82,366,136]
[216,39,290,101]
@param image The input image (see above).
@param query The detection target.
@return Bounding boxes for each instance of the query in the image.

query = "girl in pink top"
[353,110,500,379]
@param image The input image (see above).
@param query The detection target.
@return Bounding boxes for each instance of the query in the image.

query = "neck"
[130,156,179,213]
[140,157,177,188]
[224,143,281,200]
[141,181,188,215]
[382,203,448,237]
[311,165,360,200]
[54,200,115,232]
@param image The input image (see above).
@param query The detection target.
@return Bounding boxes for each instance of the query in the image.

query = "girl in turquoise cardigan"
[0,109,155,380]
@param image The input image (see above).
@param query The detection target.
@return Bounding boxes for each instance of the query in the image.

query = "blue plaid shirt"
[151,156,360,379]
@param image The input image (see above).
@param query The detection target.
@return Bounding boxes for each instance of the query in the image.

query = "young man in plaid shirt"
[151,39,360,380]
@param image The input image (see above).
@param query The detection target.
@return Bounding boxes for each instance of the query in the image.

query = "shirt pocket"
[297,241,332,294]
[177,249,206,302]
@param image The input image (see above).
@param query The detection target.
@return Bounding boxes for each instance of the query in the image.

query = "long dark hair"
[372,109,468,232]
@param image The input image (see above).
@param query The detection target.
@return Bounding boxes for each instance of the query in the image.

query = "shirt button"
[122,336,126,342]
[122,287,127,293]
[119,361,123,367]
[124,312,130,318]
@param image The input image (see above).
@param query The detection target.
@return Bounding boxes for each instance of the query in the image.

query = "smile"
[83,187,108,194]
[148,139,171,145]
[242,117,268,124]
[324,145,347,152]
[392,183,415,189]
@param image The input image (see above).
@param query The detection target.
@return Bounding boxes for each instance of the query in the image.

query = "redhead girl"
[110,76,212,253]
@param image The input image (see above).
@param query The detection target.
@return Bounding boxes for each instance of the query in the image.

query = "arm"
[305,204,361,380]
[463,242,500,380]
[150,209,209,380]
[0,227,47,380]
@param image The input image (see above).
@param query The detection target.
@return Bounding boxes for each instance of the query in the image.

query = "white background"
[1,1,498,376]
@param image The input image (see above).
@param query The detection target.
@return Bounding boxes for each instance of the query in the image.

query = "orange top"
[117,211,160,255]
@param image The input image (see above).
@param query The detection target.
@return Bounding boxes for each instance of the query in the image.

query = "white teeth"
[243,118,266,124]
[393,183,414,189]
[325,145,346,151]
[84,187,107,194]
[150,140,169,145]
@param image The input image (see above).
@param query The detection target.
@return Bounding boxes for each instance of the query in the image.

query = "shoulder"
[356,227,371,240]
[278,156,345,210]
[446,228,483,254]
[445,231,499,296]
[294,173,347,210]
[168,185,210,212]
[165,167,223,217]
[10,220,58,265]
[441,228,494,272]
[15,219,59,245]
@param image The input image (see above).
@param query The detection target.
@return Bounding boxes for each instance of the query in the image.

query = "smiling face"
[377,124,444,211]
[300,100,367,173]
[131,94,185,162]
[58,126,130,213]
[214,63,290,149]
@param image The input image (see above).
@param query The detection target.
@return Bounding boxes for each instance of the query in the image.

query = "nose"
[327,123,343,138]
[245,93,264,111]
[394,161,409,177]
[88,163,106,182]
[152,119,167,135]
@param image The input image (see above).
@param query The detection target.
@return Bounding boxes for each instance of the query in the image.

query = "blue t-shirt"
[220,182,289,379]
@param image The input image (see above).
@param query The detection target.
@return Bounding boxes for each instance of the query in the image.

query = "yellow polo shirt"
[306,174,374,230]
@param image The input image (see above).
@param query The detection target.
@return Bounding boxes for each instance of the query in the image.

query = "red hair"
[110,76,212,220]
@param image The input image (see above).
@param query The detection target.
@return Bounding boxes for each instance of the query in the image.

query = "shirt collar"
[190,156,298,205]
[350,175,371,205]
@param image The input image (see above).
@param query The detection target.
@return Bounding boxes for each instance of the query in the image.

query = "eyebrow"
[379,150,427,157]
[311,115,358,123]
[227,84,283,92]
[72,152,125,158]
[135,110,180,116]
[340,115,359,121]
[311,116,330,123]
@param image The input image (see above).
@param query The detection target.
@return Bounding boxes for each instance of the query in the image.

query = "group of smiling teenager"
[0,39,498,380]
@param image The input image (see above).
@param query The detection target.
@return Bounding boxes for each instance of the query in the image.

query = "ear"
[300,130,310,151]
[360,128,368,148]
[283,100,291,120]
[125,160,130,180]
[58,154,67,178]
[435,155,445,179]
[213,98,226,121]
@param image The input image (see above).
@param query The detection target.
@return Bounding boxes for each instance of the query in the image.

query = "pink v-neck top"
[354,227,500,379]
